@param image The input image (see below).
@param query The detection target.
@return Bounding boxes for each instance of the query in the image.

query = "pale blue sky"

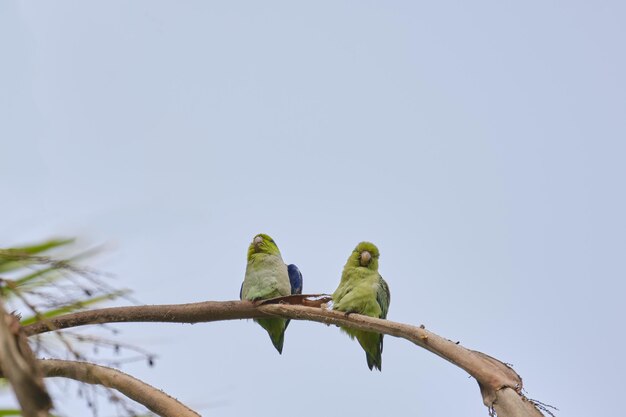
[1,1,625,416]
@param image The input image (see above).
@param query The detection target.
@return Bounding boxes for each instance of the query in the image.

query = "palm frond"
[0,239,75,273]
[20,290,129,326]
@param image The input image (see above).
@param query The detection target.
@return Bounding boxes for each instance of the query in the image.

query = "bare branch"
[39,359,200,417]
[23,300,261,335]
[0,300,52,417]
[23,297,543,416]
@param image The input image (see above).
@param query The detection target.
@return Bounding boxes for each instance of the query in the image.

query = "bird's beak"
[360,251,372,266]
[253,236,263,251]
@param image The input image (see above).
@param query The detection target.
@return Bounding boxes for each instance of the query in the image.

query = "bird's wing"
[287,264,303,295]
[376,275,390,319]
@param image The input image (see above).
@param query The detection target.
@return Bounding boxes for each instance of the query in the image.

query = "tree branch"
[23,297,544,416]
[0,301,52,417]
[493,387,546,417]
[39,359,200,417]
[23,300,261,335]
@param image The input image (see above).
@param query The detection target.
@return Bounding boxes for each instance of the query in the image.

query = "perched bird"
[332,241,390,371]
[240,233,302,353]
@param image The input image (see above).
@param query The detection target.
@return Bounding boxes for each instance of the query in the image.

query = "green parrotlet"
[332,241,390,370]
[240,233,302,354]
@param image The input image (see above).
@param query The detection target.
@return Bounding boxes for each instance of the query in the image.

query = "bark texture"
[0,301,52,417]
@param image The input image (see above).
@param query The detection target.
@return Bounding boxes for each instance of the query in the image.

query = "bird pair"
[240,233,391,371]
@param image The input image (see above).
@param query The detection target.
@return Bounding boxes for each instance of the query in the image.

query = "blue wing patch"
[287,264,303,295]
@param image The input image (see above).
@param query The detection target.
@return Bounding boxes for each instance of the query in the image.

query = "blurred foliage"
[0,239,127,326]
[0,410,22,416]
[0,238,154,417]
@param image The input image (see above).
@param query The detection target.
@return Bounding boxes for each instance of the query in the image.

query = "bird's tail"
[357,331,384,371]
[366,350,382,371]
[255,318,287,354]
[340,327,384,371]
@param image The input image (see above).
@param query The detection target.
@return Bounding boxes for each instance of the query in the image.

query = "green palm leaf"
[0,239,74,273]
[20,290,130,326]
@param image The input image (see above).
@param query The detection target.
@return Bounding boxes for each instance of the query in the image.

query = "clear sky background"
[2,1,625,416]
